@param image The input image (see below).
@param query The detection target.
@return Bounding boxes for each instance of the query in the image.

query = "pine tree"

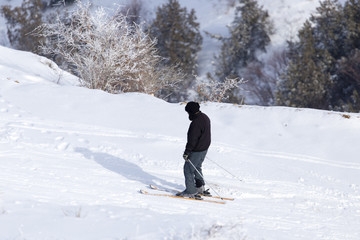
[331,0,360,111]
[214,0,272,81]
[336,48,360,111]
[343,0,360,51]
[149,0,202,79]
[276,0,360,110]
[310,0,345,61]
[277,21,331,109]
[1,0,45,54]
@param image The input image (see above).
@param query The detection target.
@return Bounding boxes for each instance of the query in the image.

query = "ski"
[149,184,234,201]
[139,190,226,204]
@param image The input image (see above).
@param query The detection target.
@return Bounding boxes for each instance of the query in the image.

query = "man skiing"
[176,101,211,198]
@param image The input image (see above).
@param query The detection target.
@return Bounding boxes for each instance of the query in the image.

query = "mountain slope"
[1,46,360,239]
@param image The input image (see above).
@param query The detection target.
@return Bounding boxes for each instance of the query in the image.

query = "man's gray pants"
[183,150,207,194]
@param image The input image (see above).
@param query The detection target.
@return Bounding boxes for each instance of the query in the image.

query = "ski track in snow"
[213,141,360,170]
[3,101,359,172]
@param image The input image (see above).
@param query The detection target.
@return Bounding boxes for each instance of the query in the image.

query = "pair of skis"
[140,185,234,204]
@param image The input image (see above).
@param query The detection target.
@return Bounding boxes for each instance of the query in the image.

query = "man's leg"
[191,150,207,188]
[183,150,207,194]
[183,161,197,194]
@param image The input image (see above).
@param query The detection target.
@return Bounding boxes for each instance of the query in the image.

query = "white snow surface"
[0,0,360,239]
[1,45,360,239]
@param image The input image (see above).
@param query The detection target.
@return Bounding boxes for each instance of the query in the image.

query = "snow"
[1,44,360,239]
[1,0,360,239]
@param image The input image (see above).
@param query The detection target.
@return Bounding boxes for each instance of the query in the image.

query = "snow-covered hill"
[1,44,360,239]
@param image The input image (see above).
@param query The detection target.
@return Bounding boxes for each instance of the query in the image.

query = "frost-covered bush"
[196,76,244,103]
[37,1,181,96]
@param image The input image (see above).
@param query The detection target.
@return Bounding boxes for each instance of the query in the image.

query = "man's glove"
[183,153,190,162]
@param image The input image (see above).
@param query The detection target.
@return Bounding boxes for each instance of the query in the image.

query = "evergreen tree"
[149,0,202,80]
[333,0,360,111]
[277,21,331,109]
[337,49,360,111]
[310,0,345,61]
[277,0,360,112]
[214,0,272,81]
[343,0,360,52]
[276,0,360,111]
[1,0,45,54]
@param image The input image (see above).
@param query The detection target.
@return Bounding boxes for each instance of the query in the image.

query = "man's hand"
[183,153,190,162]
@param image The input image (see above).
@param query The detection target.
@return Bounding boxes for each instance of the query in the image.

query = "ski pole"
[187,159,225,201]
[206,156,243,182]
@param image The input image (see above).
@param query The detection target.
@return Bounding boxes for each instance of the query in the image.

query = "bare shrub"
[196,76,245,103]
[36,1,182,97]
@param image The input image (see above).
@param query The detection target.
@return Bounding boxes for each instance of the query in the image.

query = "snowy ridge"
[1,45,360,239]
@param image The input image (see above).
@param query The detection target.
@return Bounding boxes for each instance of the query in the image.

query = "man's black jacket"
[185,111,211,154]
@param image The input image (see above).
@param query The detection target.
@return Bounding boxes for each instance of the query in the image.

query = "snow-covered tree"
[36,1,182,98]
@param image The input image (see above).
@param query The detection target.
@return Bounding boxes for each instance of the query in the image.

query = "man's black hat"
[185,102,200,114]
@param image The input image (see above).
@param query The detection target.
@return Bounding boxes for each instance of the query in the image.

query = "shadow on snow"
[75,147,183,190]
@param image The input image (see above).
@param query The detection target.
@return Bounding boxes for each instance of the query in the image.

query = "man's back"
[186,112,211,153]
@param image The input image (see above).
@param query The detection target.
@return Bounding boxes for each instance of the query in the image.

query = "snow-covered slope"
[1,46,360,239]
